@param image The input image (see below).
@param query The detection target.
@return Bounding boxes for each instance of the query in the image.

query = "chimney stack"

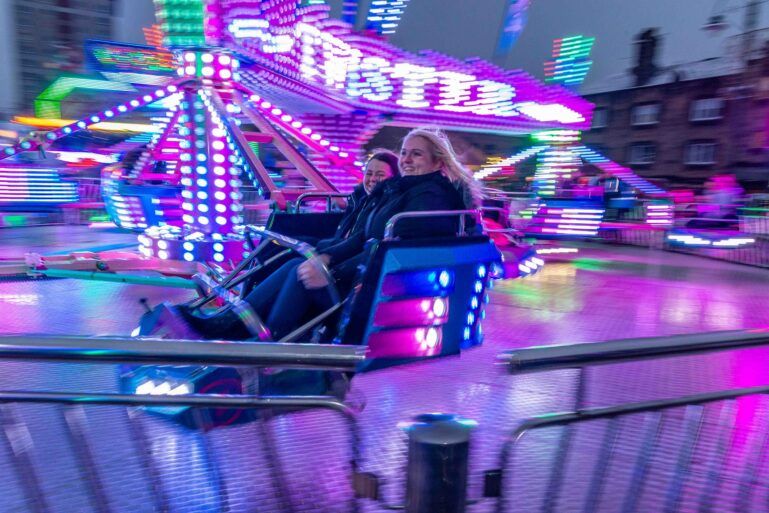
[633,28,660,87]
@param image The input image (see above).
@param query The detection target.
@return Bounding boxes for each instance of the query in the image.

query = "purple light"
[223,0,593,131]
[373,297,450,328]
[367,326,443,358]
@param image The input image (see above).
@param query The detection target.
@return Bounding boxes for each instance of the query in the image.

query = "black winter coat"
[322,170,465,289]
[333,184,368,239]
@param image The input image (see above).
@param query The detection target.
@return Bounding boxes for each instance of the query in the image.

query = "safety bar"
[493,383,769,513]
[384,209,481,240]
[295,192,350,212]
[0,390,355,415]
[247,226,314,257]
[247,226,340,305]
[0,335,366,370]
[499,328,769,374]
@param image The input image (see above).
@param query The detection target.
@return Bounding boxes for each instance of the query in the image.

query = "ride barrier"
[487,329,769,512]
[0,335,366,513]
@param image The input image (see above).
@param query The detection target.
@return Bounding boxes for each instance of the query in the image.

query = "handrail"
[384,209,481,240]
[499,328,769,374]
[508,383,769,435]
[296,192,350,212]
[247,226,340,305]
[0,390,355,416]
[0,335,366,370]
[247,225,312,255]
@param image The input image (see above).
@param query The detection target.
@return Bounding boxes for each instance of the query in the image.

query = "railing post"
[402,413,477,513]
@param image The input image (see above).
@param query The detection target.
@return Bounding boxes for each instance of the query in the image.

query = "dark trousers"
[242,258,336,340]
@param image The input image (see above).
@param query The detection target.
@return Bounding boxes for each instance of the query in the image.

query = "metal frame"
[384,210,482,240]
[295,192,351,212]
[496,385,769,513]
[0,335,366,513]
[492,329,769,512]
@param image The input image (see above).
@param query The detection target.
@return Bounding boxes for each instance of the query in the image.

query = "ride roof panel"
[162,0,593,135]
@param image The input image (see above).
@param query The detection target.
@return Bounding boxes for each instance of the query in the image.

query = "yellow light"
[12,116,159,133]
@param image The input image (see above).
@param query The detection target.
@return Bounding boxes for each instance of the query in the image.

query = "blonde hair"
[402,128,483,208]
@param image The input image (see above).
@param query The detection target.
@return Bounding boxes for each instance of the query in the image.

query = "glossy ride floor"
[1,226,769,512]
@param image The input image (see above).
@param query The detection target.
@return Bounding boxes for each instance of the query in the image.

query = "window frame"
[591,107,609,129]
[630,103,661,126]
[627,142,657,165]
[684,141,718,165]
[689,98,724,122]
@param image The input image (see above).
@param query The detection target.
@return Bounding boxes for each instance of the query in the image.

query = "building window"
[685,142,717,165]
[592,108,608,128]
[628,142,656,165]
[690,98,724,121]
[631,103,661,126]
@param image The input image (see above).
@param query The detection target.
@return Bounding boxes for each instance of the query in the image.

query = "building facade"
[7,0,117,115]
[582,31,769,189]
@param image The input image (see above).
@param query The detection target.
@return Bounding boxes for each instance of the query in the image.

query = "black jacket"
[333,184,368,239]
[322,171,465,288]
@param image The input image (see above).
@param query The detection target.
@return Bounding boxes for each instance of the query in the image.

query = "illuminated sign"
[544,35,595,88]
[85,41,176,74]
[366,0,411,34]
[226,12,591,127]
[495,0,531,57]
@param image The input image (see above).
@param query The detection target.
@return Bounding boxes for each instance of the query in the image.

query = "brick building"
[582,29,769,189]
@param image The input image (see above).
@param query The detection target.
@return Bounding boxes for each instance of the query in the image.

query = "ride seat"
[335,234,502,372]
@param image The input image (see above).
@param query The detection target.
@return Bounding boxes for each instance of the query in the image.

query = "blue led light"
[470,297,479,309]
[474,280,483,294]
[463,327,471,340]
[381,269,455,297]
[467,312,475,325]
[477,265,486,278]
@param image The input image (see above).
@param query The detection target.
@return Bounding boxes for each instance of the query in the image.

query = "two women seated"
[174,127,482,342]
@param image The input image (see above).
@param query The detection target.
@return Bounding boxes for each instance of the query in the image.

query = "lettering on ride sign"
[228,19,585,124]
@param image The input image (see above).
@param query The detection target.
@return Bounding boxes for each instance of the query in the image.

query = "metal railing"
[0,335,366,513]
[295,192,350,212]
[384,210,482,240]
[491,329,769,512]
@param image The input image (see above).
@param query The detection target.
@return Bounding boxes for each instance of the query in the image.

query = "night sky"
[121,0,765,92]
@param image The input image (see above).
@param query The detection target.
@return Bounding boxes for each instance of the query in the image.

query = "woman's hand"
[297,254,332,289]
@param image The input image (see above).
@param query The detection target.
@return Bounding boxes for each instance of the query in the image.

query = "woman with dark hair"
[319,149,399,247]
[178,129,472,341]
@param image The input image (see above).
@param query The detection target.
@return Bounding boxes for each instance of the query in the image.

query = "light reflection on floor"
[1,229,769,511]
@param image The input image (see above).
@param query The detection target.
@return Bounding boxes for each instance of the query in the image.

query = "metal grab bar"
[495,384,769,513]
[507,384,769,434]
[295,192,350,212]
[499,328,769,374]
[384,209,481,240]
[247,226,309,253]
[0,335,366,370]
[0,391,355,416]
[247,226,341,305]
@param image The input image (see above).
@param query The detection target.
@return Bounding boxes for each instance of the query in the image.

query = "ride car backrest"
[336,235,502,372]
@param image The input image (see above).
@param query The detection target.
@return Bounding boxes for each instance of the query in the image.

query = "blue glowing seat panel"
[336,235,502,372]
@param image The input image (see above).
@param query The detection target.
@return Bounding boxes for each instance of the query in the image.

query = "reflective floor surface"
[1,226,769,512]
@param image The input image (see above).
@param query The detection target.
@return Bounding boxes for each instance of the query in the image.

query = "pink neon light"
[367,326,443,358]
[219,0,593,132]
[372,297,450,328]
